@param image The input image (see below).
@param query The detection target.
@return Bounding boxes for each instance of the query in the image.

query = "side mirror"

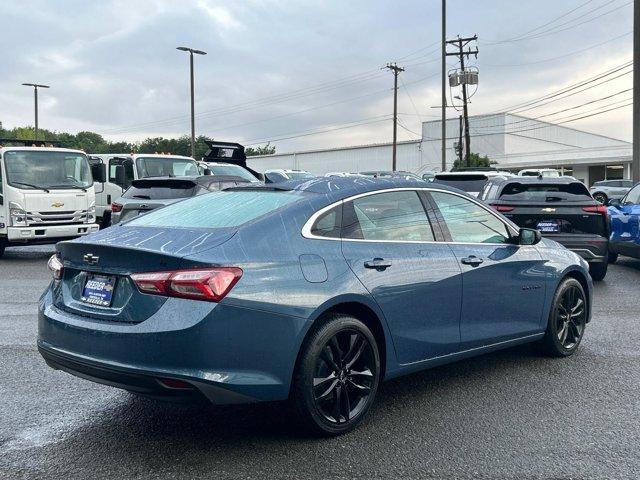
[203,168,212,176]
[90,163,106,183]
[606,198,621,207]
[114,165,126,188]
[518,228,541,246]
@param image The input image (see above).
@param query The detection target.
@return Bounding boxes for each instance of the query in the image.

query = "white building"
[247,112,632,186]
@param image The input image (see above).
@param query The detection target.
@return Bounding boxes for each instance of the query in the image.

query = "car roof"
[232,176,464,201]
[486,176,584,186]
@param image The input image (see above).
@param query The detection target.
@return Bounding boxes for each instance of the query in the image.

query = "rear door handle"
[461,256,484,266]
[364,258,392,270]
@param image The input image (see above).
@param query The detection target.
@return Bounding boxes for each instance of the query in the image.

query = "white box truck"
[88,153,200,226]
[0,143,104,258]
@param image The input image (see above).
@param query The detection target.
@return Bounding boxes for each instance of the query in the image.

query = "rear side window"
[499,182,591,201]
[310,205,342,238]
[430,191,510,244]
[342,191,434,242]
[127,190,302,229]
[432,174,488,193]
[123,181,197,200]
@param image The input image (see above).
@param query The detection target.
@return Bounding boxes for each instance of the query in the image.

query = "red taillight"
[490,204,514,212]
[582,205,608,215]
[131,268,242,302]
[47,254,64,280]
[111,202,123,213]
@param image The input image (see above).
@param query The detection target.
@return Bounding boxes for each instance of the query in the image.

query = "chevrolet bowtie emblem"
[51,202,64,208]
[541,208,556,212]
[83,253,99,265]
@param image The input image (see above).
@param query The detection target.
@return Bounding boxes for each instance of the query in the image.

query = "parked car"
[480,176,610,280]
[518,168,561,178]
[359,170,424,181]
[589,179,634,204]
[201,162,261,183]
[40,177,592,435]
[607,182,640,262]
[111,176,250,224]
[431,171,512,197]
[264,169,314,183]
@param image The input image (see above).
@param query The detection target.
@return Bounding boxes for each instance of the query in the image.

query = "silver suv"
[589,179,633,204]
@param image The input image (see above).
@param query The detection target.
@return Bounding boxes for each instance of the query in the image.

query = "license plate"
[81,274,116,307]
[537,221,560,233]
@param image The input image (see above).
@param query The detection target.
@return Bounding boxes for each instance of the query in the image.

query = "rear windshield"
[432,175,488,193]
[126,190,302,229]
[123,180,197,200]
[499,182,591,201]
[209,165,259,182]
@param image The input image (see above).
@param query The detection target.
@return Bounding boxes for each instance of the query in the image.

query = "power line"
[485,0,598,44]
[486,0,628,45]
[243,114,393,145]
[484,30,632,67]
[479,60,632,116]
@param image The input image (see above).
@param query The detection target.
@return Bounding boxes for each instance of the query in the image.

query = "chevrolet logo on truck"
[51,202,65,208]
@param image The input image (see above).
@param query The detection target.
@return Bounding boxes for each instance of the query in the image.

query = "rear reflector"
[157,377,193,389]
[490,204,514,212]
[131,267,242,302]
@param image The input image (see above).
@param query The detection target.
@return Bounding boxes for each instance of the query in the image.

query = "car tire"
[592,192,608,204]
[608,251,618,264]
[588,261,608,281]
[291,313,381,436]
[541,277,587,357]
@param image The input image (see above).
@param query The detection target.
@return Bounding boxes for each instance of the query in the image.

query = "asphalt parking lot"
[1,245,639,480]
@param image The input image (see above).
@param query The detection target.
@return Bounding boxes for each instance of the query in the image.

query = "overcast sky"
[0,0,634,152]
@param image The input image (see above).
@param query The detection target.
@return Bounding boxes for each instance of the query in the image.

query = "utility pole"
[458,115,463,164]
[177,46,207,159]
[21,83,50,141]
[441,0,447,172]
[633,0,639,183]
[384,63,405,171]
[446,35,478,167]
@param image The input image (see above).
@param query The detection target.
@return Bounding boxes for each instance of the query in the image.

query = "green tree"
[453,152,495,170]
[246,143,275,156]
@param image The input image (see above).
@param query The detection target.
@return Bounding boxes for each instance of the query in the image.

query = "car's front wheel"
[541,278,587,357]
[291,314,381,436]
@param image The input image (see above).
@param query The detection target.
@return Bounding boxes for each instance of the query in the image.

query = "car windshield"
[286,171,314,180]
[135,157,199,178]
[500,182,591,201]
[624,184,640,204]
[126,190,302,229]
[209,164,259,182]
[432,174,488,193]
[123,180,198,200]
[3,150,92,190]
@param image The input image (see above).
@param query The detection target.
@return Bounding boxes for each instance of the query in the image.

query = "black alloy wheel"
[292,314,380,436]
[542,278,587,357]
[593,192,608,204]
[312,329,376,425]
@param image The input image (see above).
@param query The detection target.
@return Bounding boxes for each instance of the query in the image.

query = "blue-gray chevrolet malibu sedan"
[39,177,592,435]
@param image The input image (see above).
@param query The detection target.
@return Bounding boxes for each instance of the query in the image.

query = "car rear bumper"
[542,234,608,262]
[7,224,99,243]
[38,290,307,404]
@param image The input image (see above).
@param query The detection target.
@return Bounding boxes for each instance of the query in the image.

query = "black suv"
[480,177,610,280]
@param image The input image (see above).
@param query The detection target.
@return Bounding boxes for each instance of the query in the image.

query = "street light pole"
[176,46,207,159]
[22,83,50,141]
[632,0,639,183]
